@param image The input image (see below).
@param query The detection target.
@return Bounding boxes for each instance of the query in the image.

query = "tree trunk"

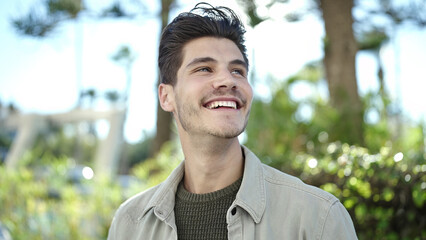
[151,0,175,156]
[320,0,364,145]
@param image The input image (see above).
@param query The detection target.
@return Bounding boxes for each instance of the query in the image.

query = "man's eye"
[231,69,245,76]
[197,67,211,72]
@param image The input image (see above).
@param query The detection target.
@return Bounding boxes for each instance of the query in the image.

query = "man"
[108,3,357,239]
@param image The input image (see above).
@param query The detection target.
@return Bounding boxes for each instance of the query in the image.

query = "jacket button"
[231,207,237,216]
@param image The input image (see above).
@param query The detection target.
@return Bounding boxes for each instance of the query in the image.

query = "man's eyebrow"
[230,59,248,70]
[185,57,248,70]
[185,57,217,68]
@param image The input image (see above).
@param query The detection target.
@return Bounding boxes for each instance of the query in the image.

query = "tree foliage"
[241,0,426,147]
[11,0,140,37]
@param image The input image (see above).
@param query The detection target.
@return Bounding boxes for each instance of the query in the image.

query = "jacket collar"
[236,145,266,223]
[141,145,266,223]
[141,162,184,221]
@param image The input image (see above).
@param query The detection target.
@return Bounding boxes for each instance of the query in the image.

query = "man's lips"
[203,97,242,110]
[205,100,237,109]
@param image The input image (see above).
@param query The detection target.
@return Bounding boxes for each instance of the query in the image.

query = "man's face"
[163,37,253,139]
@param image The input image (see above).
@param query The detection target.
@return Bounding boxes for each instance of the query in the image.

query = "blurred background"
[0,0,425,239]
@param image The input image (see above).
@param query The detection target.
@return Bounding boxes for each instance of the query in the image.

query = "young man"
[108,3,357,239]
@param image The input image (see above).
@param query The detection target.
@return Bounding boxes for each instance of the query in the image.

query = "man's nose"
[212,70,237,89]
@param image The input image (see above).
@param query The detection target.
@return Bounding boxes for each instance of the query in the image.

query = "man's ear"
[158,83,175,112]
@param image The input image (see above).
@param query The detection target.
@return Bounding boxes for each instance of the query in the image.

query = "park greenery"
[1,0,425,239]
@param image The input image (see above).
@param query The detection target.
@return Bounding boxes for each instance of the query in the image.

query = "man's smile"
[204,100,238,110]
[202,95,245,111]
[206,101,237,109]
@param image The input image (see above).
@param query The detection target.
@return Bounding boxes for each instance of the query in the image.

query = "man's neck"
[180,135,244,194]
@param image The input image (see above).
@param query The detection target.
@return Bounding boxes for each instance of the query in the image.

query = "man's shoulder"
[253,163,357,239]
[260,163,338,204]
[114,184,162,223]
[113,161,184,223]
[242,146,338,205]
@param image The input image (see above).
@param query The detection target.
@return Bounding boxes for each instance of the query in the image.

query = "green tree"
[320,0,363,145]
[240,0,426,146]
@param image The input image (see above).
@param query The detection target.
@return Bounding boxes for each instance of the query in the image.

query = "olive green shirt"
[174,177,242,239]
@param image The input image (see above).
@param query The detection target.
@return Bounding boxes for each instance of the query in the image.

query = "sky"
[1,0,425,143]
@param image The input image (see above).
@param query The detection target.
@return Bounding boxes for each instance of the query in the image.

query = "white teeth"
[206,101,237,109]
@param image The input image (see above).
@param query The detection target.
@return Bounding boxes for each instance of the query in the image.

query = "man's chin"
[208,128,245,139]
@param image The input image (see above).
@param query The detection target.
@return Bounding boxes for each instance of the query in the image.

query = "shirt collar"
[141,145,266,223]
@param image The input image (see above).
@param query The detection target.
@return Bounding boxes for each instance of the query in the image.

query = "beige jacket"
[107,146,358,239]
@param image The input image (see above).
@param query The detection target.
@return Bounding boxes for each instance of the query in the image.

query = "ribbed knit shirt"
[174,177,243,240]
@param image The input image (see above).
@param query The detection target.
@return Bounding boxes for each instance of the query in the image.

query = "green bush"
[0,142,181,240]
[291,142,425,239]
[0,158,123,240]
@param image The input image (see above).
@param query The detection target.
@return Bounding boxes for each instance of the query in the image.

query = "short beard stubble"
[175,90,250,139]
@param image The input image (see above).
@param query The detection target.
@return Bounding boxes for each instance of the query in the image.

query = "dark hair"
[158,2,248,85]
